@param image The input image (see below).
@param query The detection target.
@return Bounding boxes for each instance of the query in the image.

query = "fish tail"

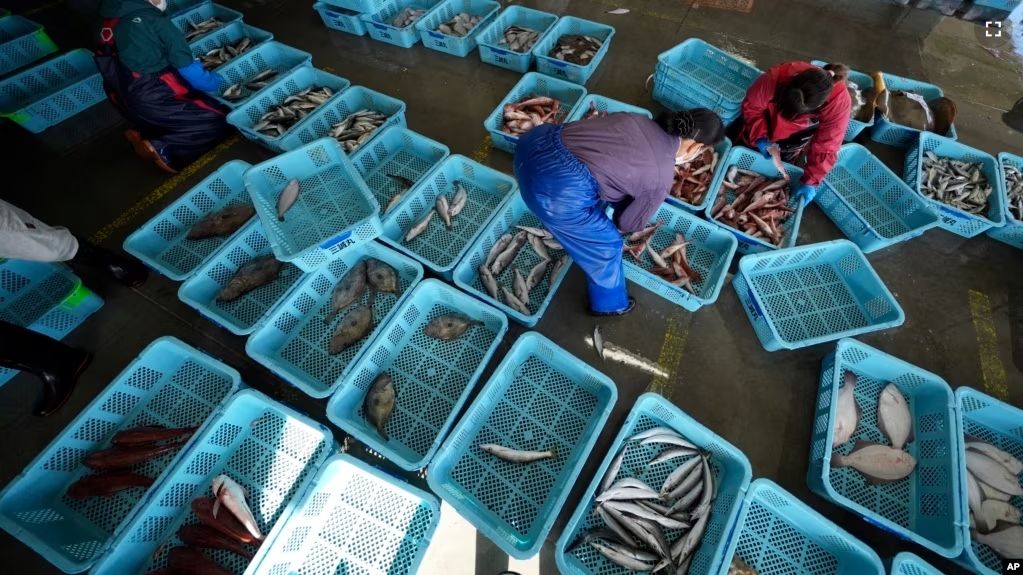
[550,445,559,459]
[378,425,389,441]
[829,454,845,468]
[324,308,338,325]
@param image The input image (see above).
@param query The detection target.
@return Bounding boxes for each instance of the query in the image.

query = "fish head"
[211,475,227,497]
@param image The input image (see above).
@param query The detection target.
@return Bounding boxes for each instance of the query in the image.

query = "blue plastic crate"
[811,60,876,141]
[888,552,946,575]
[0,48,105,133]
[313,2,368,36]
[178,219,307,335]
[246,241,424,399]
[953,388,1023,575]
[985,152,1023,249]
[90,389,334,575]
[415,0,500,58]
[187,21,273,61]
[282,85,408,155]
[361,0,446,48]
[226,66,351,154]
[566,93,652,122]
[380,154,517,280]
[326,279,508,470]
[556,392,753,575]
[123,160,253,281]
[476,7,558,73]
[483,72,586,154]
[903,132,1006,237]
[244,137,384,271]
[720,479,884,575]
[807,339,962,558]
[207,41,312,109]
[248,453,441,575]
[350,126,449,216]
[870,72,957,148]
[427,332,617,559]
[819,143,940,253]
[0,15,57,77]
[733,239,905,351]
[166,0,209,17]
[653,39,761,124]
[666,137,732,214]
[170,2,242,43]
[321,0,392,16]
[0,337,240,573]
[531,16,614,86]
[451,192,571,327]
[704,146,807,254]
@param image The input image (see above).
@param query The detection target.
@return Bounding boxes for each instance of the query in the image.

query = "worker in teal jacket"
[95,0,230,173]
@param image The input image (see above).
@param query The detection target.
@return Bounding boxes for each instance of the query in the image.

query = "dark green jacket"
[99,0,193,73]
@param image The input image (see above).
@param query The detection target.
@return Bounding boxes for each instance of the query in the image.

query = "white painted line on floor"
[508,553,540,575]
[419,501,477,575]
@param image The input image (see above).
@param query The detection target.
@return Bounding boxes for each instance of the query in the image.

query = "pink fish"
[211,474,263,540]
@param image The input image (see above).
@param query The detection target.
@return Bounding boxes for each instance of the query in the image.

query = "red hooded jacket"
[738,61,851,186]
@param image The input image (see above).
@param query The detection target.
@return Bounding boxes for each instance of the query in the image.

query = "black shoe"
[0,321,93,417]
[73,239,149,288]
[590,298,636,317]
[33,348,92,417]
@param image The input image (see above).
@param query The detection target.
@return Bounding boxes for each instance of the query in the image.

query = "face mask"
[675,145,703,165]
[150,0,168,11]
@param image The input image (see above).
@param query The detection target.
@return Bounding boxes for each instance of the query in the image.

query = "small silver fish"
[501,286,529,315]
[513,268,529,306]
[478,265,499,298]
[491,231,527,276]
[527,233,550,260]
[449,183,468,217]
[526,259,549,292]
[479,444,557,463]
[404,210,434,242]
[435,194,452,230]
[484,234,514,268]
[276,178,300,222]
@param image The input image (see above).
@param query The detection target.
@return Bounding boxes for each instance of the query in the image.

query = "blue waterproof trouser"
[513,124,629,313]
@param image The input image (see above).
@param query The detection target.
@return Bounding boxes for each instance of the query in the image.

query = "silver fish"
[364,372,395,441]
[650,447,699,466]
[596,505,635,546]
[328,304,373,354]
[501,286,529,315]
[217,255,282,302]
[635,518,673,561]
[516,225,551,238]
[671,510,709,563]
[566,527,626,553]
[594,325,605,360]
[689,455,716,520]
[211,475,262,540]
[602,505,670,559]
[527,233,550,260]
[831,440,917,484]
[666,458,705,503]
[435,194,452,230]
[660,454,702,495]
[877,383,912,450]
[513,268,529,306]
[479,444,557,463]
[669,480,704,515]
[596,485,662,503]
[833,371,861,447]
[972,525,1023,559]
[478,264,499,298]
[605,478,655,492]
[276,178,300,221]
[449,183,468,217]
[589,540,657,572]
[404,209,434,242]
[548,254,568,287]
[424,313,483,340]
[966,439,1023,475]
[966,450,1023,496]
[599,445,628,494]
[325,260,367,324]
[491,231,527,275]
[979,479,1013,502]
[485,234,514,268]
[222,83,243,100]
[641,434,698,449]
[629,427,683,443]
[543,237,563,251]
[967,471,984,521]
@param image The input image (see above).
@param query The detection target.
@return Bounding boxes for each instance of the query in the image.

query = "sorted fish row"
[710,167,795,247]
[920,151,993,216]
[549,34,602,66]
[621,221,702,295]
[501,95,565,137]
[391,7,427,28]
[222,68,279,101]
[199,36,253,71]
[184,17,225,42]
[402,182,469,242]
[1005,162,1023,223]
[323,258,400,355]
[329,108,390,153]
[964,435,1023,559]
[497,25,541,53]
[671,148,719,207]
[477,224,567,315]
[252,86,334,138]
[436,12,483,37]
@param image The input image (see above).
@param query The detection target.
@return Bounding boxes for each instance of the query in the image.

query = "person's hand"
[796,183,817,206]
[755,138,774,159]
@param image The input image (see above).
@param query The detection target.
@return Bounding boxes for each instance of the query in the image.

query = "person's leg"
[0,321,92,416]
[71,239,149,288]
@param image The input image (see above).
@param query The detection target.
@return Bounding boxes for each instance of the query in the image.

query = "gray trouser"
[0,199,78,262]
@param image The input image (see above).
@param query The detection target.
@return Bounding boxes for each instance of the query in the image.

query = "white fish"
[480,443,556,463]
[628,427,682,443]
[543,238,563,251]
[593,325,605,360]
[833,371,861,447]
[966,450,1023,496]
[830,440,917,484]
[484,234,513,268]
[980,499,1022,532]
[598,442,626,493]
[877,383,912,450]
[526,259,549,291]
[649,447,699,466]
[478,265,499,298]
[436,194,452,230]
[501,286,529,315]
[979,480,1013,502]
[966,439,1023,475]
[595,486,662,503]
[515,225,551,238]
[972,525,1023,559]
[211,474,263,540]
[641,434,697,449]
[660,454,702,496]
[276,178,300,221]
[527,233,550,260]
[403,209,434,242]
[690,456,716,520]
[513,268,529,305]
[966,471,984,522]
[449,183,467,217]
[666,458,704,503]
[605,477,655,492]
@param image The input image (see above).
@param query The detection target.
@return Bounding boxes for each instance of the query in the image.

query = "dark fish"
[83,440,187,471]
[329,304,373,354]
[66,472,154,499]
[217,255,283,302]
[191,497,263,544]
[566,527,626,553]
[387,174,414,190]
[167,547,233,575]
[177,524,254,560]
[187,204,255,240]
[366,258,398,294]
[363,372,395,441]
[424,313,483,340]
[111,425,198,447]
[325,260,367,324]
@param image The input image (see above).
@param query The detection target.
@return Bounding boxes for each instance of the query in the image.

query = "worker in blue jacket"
[95,0,230,174]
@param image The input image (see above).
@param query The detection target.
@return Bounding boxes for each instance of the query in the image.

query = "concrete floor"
[2,0,1023,573]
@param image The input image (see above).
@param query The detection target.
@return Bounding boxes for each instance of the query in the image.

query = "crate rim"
[997,151,1022,225]
[476,5,560,52]
[0,48,98,117]
[531,15,615,77]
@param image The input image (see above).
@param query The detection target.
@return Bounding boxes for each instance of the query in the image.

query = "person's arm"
[157,19,221,92]
[740,70,777,146]
[612,194,662,234]
[800,89,851,186]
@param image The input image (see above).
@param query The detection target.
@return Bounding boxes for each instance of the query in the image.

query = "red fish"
[178,524,254,559]
[111,425,198,447]
[191,497,263,545]
[167,547,233,575]
[66,472,153,499]
[83,440,186,471]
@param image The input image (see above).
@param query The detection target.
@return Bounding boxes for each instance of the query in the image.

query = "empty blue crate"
[870,72,957,148]
[484,72,586,154]
[477,7,558,73]
[985,152,1023,249]
[531,16,613,86]
[170,3,242,44]
[165,0,209,17]
[733,239,905,351]
[248,454,441,575]
[124,160,254,281]
[953,388,1023,575]
[556,392,753,575]
[280,85,407,154]
[819,143,940,253]
[380,154,517,280]
[812,60,876,141]
[808,339,961,558]
[720,479,884,575]
[653,39,761,123]
[667,137,732,214]
[246,241,424,399]
[90,389,334,575]
[705,146,806,254]
[187,21,274,67]
[428,332,617,559]
[208,41,312,109]
[244,137,384,271]
[904,132,1005,237]
[350,126,449,216]
[327,279,508,470]
[361,0,446,49]
[452,192,571,327]
[416,0,500,57]
[567,93,651,122]
[888,552,946,575]
[178,219,307,335]
[313,2,368,36]
[0,337,240,573]
[0,48,105,133]
[322,0,392,15]
[0,15,57,77]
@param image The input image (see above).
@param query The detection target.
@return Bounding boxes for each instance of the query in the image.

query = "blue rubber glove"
[176,60,221,93]
[755,138,773,159]
[796,183,817,206]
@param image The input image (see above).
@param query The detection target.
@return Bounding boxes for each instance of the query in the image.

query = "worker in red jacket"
[732,61,852,205]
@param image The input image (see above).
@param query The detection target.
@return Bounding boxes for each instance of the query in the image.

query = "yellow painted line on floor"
[968,290,1009,401]
[88,135,240,244]
[647,307,692,396]
[21,0,63,16]
[471,136,492,163]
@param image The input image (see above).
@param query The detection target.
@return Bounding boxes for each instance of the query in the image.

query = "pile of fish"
[565,426,718,574]
[549,34,603,66]
[435,12,483,37]
[710,167,795,247]
[830,372,918,484]
[501,95,565,137]
[252,86,334,139]
[964,435,1023,559]
[323,258,400,356]
[66,425,196,500]
[186,203,255,240]
[1005,162,1023,222]
[391,7,427,28]
[621,222,702,295]
[199,36,253,71]
[222,69,279,101]
[402,182,469,242]
[497,25,541,53]
[217,255,283,302]
[477,224,568,315]
[328,109,391,153]
[184,17,225,42]
[920,151,993,216]
[671,148,719,206]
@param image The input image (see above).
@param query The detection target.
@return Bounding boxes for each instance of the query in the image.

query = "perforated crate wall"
[246,241,425,399]
[207,41,312,109]
[0,15,57,77]
[869,72,957,149]
[170,2,242,43]
[187,21,274,62]
[427,332,617,559]
[280,85,407,154]
[531,16,614,85]
[0,48,105,133]
[985,152,1023,249]
[349,126,449,215]
[360,0,446,48]
[555,393,752,575]
[166,0,208,17]
[313,2,368,36]
[888,552,946,575]
[484,72,586,154]
[178,219,307,335]
[90,389,333,575]
[566,94,652,122]
[380,154,517,280]
[652,39,761,121]
[415,0,500,58]
[0,337,240,573]
[807,339,961,558]
[476,6,558,73]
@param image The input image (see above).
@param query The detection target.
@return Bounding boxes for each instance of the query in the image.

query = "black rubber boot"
[73,239,149,288]
[591,297,636,317]
[0,321,92,416]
